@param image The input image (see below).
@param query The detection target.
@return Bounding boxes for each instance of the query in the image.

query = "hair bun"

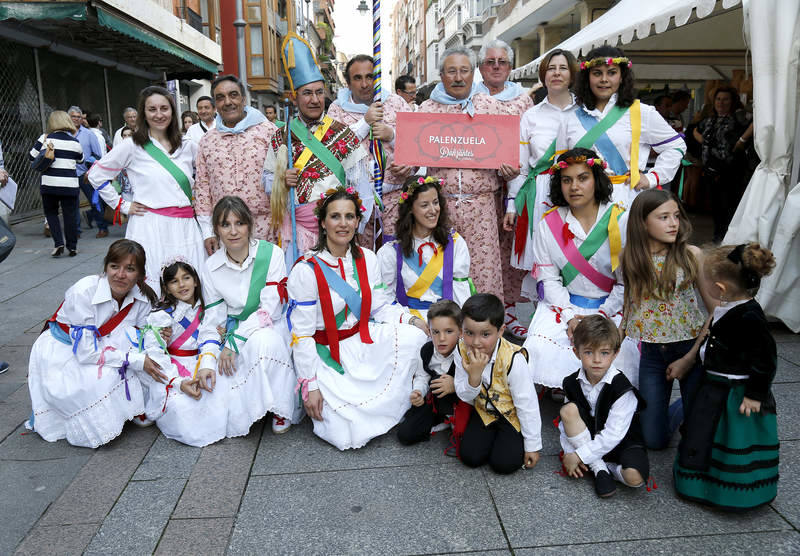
[741,242,776,279]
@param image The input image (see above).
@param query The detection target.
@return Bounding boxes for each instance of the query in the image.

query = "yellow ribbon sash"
[294,115,335,171]
[629,99,641,189]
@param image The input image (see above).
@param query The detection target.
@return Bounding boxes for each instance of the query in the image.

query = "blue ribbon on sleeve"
[70,325,100,354]
[92,181,111,212]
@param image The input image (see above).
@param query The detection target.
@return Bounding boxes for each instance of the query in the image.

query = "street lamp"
[357,1,369,15]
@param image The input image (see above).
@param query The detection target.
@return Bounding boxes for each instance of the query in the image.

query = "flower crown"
[546,156,608,174]
[313,186,367,218]
[398,176,444,204]
[580,56,632,70]
[160,255,190,275]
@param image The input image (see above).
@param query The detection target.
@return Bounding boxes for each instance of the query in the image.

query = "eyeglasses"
[444,68,473,77]
[401,89,417,96]
[482,59,510,68]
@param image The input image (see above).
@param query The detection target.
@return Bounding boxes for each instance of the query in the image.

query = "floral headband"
[546,156,608,174]
[160,254,190,275]
[313,185,367,218]
[580,56,632,70]
[399,176,444,204]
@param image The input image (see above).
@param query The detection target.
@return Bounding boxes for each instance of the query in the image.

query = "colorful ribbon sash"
[142,139,193,203]
[290,116,346,186]
[394,233,455,310]
[225,241,274,353]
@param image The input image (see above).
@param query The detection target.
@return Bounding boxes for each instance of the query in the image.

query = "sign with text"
[394,112,520,169]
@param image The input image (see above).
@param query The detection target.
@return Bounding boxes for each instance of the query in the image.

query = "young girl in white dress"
[287,186,429,450]
[27,239,160,448]
[523,148,637,394]
[136,258,228,447]
[195,196,298,437]
[377,176,474,321]
[88,86,205,295]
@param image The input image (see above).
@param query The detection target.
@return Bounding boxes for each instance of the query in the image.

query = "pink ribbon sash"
[168,310,202,351]
[544,210,615,292]
[295,377,317,402]
[149,206,195,218]
[280,202,318,257]
[170,356,192,377]
[97,345,117,378]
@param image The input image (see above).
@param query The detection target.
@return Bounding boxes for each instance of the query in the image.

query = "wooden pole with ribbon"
[370,0,386,245]
[285,103,298,263]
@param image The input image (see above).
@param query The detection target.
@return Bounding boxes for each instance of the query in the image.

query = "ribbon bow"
[171,356,192,377]
[266,277,289,305]
[295,376,317,403]
[70,325,100,354]
[96,345,117,378]
[118,354,131,401]
[417,242,438,266]
[162,377,177,413]
[562,223,575,244]
[92,181,110,212]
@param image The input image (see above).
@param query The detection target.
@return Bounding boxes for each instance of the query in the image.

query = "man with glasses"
[394,75,417,109]
[417,47,520,303]
[476,39,532,115]
[328,55,413,243]
[194,74,278,253]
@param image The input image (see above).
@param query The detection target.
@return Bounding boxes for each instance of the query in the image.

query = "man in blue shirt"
[68,106,108,237]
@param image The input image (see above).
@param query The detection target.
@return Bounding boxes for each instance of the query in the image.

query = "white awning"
[511,0,743,79]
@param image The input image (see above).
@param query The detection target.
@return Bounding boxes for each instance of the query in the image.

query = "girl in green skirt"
[674,242,778,511]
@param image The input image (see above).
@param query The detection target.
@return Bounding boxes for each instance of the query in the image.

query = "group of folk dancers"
[26,38,779,511]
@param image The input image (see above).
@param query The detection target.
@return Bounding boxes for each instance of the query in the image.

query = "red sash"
[47,301,134,337]
[312,321,364,346]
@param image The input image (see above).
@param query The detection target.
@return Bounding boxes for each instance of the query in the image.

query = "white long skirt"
[511,174,552,271]
[27,331,144,448]
[524,300,640,389]
[311,322,428,450]
[140,353,228,448]
[125,211,206,296]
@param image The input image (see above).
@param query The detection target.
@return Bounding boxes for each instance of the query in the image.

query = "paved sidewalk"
[1,218,799,555]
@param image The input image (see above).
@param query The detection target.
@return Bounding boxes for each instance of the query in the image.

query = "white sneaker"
[132,413,154,427]
[272,415,291,434]
[430,422,450,433]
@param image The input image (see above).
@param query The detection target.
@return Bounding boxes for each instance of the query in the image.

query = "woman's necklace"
[226,251,247,266]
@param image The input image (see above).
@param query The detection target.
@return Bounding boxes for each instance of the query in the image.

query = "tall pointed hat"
[281,32,324,93]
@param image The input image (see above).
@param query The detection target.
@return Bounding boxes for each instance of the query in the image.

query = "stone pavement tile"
[38,426,159,526]
[0,455,91,555]
[3,331,40,347]
[251,418,457,475]
[775,357,800,384]
[229,466,507,555]
[0,423,91,461]
[0,344,34,385]
[778,342,800,364]
[0,381,24,403]
[154,518,233,556]
[771,440,800,529]
[84,478,186,556]
[131,433,202,480]
[172,423,262,519]
[488,450,789,549]
[0,402,31,443]
[773,382,800,440]
[772,325,800,344]
[14,523,100,556]
[514,530,800,555]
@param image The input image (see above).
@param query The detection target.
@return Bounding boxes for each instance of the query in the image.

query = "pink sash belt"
[149,206,195,218]
[544,210,615,292]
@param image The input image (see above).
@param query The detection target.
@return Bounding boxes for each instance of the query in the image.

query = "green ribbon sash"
[142,140,193,203]
[290,118,346,186]
[225,240,274,353]
[574,104,630,150]
[561,204,624,286]
[515,138,557,234]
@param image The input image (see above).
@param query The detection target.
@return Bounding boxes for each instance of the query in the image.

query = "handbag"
[0,216,16,263]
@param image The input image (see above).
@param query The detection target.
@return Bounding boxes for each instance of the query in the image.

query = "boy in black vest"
[397,300,462,448]
[560,315,648,497]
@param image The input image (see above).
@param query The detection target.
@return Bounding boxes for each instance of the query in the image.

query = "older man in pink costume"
[418,47,519,302]
[194,74,277,254]
[328,55,414,245]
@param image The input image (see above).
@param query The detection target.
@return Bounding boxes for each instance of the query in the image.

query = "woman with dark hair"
[26,239,161,448]
[287,186,428,450]
[88,85,204,295]
[181,110,199,135]
[505,48,579,297]
[565,46,686,206]
[522,148,637,394]
[195,196,298,437]
[693,85,752,243]
[377,176,474,320]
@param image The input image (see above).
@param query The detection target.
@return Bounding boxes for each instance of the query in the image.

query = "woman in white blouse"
[27,239,161,448]
[88,86,205,295]
[196,196,297,437]
[377,176,474,321]
[287,187,428,450]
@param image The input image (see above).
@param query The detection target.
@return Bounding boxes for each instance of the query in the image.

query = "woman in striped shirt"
[30,111,84,257]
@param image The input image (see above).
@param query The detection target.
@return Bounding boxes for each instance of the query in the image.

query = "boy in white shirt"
[560,315,649,497]
[397,299,462,450]
[455,294,542,474]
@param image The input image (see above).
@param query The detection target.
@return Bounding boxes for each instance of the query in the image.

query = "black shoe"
[84,210,94,229]
[51,246,64,257]
[444,445,457,457]
[68,249,78,257]
[0,361,8,374]
[594,470,617,498]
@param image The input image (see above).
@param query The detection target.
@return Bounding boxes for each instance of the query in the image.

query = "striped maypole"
[370,0,385,201]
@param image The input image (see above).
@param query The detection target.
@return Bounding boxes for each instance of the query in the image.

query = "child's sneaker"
[271,415,291,434]
[132,414,154,427]
[594,470,617,498]
[430,422,450,433]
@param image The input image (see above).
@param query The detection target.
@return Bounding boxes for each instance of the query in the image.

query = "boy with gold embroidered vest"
[455,294,542,474]
[560,315,648,498]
